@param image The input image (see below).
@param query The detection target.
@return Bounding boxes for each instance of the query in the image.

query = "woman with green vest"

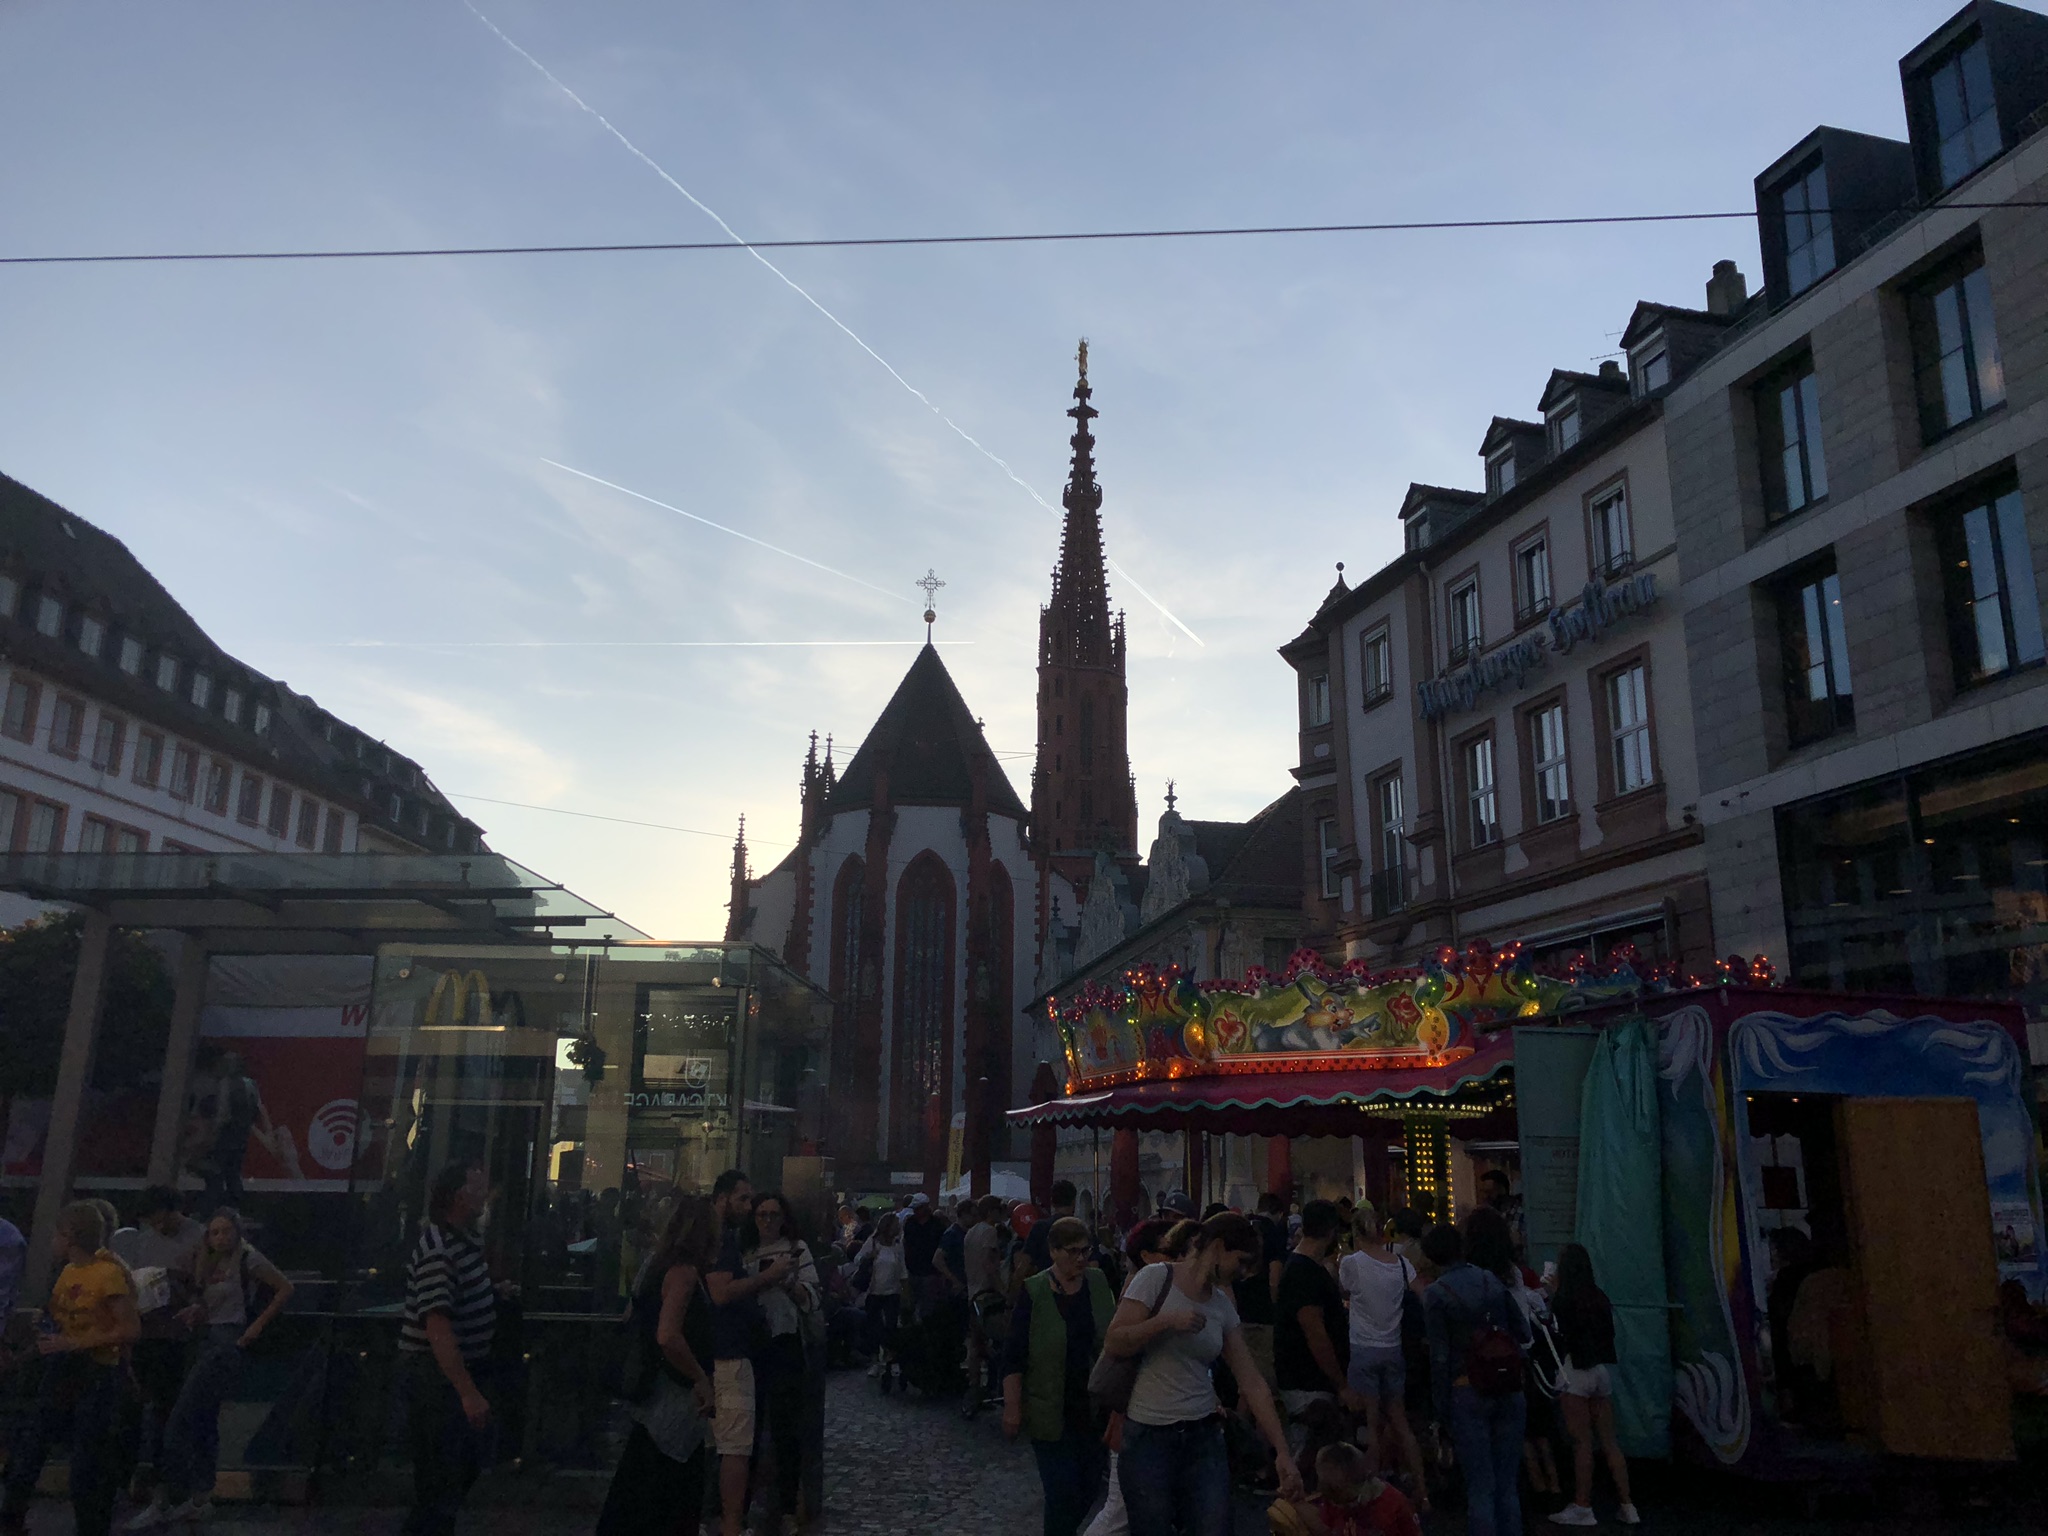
[1001,1216,1115,1536]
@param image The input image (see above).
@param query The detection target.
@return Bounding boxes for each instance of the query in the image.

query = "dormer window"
[190,672,213,710]
[0,575,16,619]
[1632,347,1670,397]
[1779,161,1835,295]
[1928,34,2000,188]
[1549,404,1580,455]
[255,703,272,736]
[118,637,142,675]
[156,655,178,691]
[77,616,104,658]
[1486,450,1517,498]
[223,689,243,725]
[35,596,63,638]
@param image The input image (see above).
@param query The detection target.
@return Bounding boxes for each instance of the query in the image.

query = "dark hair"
[1387,1207,1426,1241]
[428,1159,483,1225]
[711,1168,751,1200]
[1766,1226,1814,1268]
[875,1212,901,1243]
[1124,1218,1176,1263]
[1201,1201,1231,1222]
[1420,1222,1463,1269]
[1158,1219,1198,1260]
[1480,1168,1511,1191]
[1555,1242,1601,1307]
[1298,1199,1342,1242]
[1463,1206,1516,1281]
[651,1195,720,1276]
[1049,1179,1078,1208]
[749,1190,802,1252]
[1256,1192,1287,1217]
[1194,1210,1260,1259]
[136,1185,182,1219]
[978,1194,1004,1220]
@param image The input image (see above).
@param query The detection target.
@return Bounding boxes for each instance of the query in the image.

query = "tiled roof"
[827,643,1028,818]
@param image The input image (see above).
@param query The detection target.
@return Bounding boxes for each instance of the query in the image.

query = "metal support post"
[27,911,115,1301]
[146,936,209,1187]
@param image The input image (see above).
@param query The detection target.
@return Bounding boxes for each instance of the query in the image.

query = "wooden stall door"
[1835,1097,2012,1461]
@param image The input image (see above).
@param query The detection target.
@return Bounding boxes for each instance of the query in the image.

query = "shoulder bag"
[1085,1264,1173,1418]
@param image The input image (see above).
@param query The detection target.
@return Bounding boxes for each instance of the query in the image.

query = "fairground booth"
[0,850,830,1505]
[1008,941,2047,1480]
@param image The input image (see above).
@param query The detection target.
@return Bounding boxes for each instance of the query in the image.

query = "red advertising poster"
[194,1003,369,1190]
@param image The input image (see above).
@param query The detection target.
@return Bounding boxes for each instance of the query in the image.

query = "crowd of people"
[0,1189,292,1536]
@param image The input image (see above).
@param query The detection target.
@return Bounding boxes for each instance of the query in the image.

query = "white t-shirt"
[1123,1263,1241,1428]
[963,1222,1003,1296]
[1338,1247,1413,1353]
[859,1236,906,1298]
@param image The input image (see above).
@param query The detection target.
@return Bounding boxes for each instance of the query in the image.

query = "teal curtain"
[1574,1016,1672,1456]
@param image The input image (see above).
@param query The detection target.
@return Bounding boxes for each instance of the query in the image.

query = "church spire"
[723,815,750,940]
[1046,339,1114,670]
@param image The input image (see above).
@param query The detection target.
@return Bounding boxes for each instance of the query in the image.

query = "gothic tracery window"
[893,852,955,1160]
[831,855,865,1003]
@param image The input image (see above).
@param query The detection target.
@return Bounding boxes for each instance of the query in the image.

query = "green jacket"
[1021,1267,1115,1442]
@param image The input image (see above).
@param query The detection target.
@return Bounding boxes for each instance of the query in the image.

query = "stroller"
[892,1289,968,1397]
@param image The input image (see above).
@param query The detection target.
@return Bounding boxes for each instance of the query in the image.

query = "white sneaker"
[124,1502,169,1532]
[1617,1505,1642,1526]
[1549,1507,1598,1528]
[164,1497,210,1524]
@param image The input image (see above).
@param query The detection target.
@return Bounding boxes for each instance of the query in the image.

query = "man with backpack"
[1421,1217,1529,1536]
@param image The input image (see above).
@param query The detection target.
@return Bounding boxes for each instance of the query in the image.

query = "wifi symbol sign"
[308,1100,360,1172]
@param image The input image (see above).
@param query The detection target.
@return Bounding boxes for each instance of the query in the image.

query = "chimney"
[1597,359,1625,385]
[1705,259,1749,317]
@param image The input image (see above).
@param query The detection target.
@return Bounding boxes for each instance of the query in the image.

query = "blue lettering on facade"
[1416,571,1657,720]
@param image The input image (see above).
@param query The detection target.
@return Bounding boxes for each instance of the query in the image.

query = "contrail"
[466,1,1049,511]
[1109,558,1205,647]
[465,3,1206,647]
[541,458,909,603]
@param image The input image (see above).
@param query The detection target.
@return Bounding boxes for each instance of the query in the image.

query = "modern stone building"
[1668,0,2048,1029]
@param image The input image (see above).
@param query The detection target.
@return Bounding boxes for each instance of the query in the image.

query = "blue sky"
[0,1,1987,936]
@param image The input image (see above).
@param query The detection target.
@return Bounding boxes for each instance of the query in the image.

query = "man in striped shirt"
[400,1160,500,1536]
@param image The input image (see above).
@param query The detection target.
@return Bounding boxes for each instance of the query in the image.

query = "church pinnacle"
[1045,339,1116,670]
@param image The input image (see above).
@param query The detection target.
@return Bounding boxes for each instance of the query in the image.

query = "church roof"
[827,643,1027,818]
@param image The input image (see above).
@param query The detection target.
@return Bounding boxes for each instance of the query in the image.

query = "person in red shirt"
[1272,1441,1422,1536]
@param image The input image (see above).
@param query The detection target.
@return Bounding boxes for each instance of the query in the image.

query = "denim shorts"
[1347,1344,1406,1401]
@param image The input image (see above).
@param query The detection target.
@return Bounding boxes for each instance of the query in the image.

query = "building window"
[77,615,105,659]
[224,689,243,726]
[1360,628,1392,705]
[118,636,142,675]
[1514,534,1552,624]
[254,703,272,736]
[322,807,345,853]
[22,798,63,854]
[1464,736,1499,848]
[89,713,124,774]
[295,798,320,848]
[169,745,198,802]
[1486,450,1516,498]
[1758,355,1828,519]
[1938,483,2044,688]
[1928,35,2001,189]
[34,596,62,639]
[47,695,83,758]
[1448,580,1482,662]
[1374,773,1407,914]
[1779,562,1856,747]
[1531,702,1571,822]
[1306,673,1331,728]
[133,730,164,788]
[265,785,291,837]
[0,789,15,850]
[1910,248,2004,441]
[203,759,231,815]
[1607,663,1654,793]
[2,679,39,743]
[190,672,213,710]
[1550,405,1580,455]
[1591,486,1632,576]
[0,575,15,619]
[156,655,178,691]
[1634,348,1670,396]
[1317,816,1341,898]
[892,853,955,1162]
[78,815,112,854]
[236,773,263,826]
[1780,161,1835,296]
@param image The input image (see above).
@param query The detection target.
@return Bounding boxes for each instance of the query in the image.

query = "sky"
[0,1,1997,938]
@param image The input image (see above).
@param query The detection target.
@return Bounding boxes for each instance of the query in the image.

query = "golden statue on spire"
[1077,336,1089,381]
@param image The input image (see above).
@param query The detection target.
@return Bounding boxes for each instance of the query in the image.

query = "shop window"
[1758,353,1828,521]
[1909,246,2004,442]
[1937,483,2044,688]
[1777,560,1855,747]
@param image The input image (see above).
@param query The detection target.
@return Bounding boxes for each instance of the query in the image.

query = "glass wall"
[1779,731,2048,1018]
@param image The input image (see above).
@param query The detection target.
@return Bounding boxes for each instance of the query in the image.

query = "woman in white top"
[1102,1211,1301,1536]
[1337,1204,1429,1512]
[855,1212,907,1389]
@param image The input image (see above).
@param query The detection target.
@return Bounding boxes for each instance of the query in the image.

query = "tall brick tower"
[1031,341,1137,899]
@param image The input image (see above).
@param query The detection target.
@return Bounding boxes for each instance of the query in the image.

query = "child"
[1269,1442,1422,1536]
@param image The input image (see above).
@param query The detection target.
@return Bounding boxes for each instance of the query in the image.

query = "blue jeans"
[3,1356,124,1536]
[162,1329,245,1503]
[1448,1385,1526,1536]
[1119,1417,1230,1536]
[1031,1429,1107,1536]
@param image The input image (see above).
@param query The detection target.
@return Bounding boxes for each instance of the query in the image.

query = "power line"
[443,791,782,846]
[0,210,1771,267]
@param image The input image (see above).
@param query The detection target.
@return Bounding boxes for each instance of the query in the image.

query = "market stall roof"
[0,849,650,951]
[1007,1028,1517,1135]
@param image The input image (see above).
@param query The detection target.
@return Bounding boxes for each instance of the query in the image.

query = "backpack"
[1461,1277,1524,1398]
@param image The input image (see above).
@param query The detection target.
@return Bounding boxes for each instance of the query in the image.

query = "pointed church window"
[892,853,955,1163]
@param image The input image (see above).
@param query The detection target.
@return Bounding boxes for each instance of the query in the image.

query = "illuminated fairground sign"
[1049,941,1776,1093]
